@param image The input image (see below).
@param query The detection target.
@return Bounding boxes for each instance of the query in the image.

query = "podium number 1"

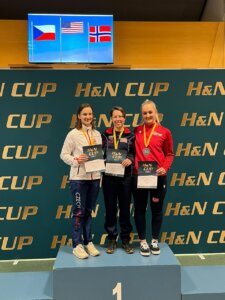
[113,282,122,300]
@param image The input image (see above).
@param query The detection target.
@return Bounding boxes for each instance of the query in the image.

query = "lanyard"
[81,128,94,145]
[113,128,124,150]
[143,123,157,147]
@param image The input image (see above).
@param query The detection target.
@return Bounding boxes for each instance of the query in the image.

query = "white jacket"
[60,125,102,180]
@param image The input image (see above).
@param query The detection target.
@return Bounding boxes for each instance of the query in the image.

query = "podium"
[53,243,181,300]
[1,244,225,299]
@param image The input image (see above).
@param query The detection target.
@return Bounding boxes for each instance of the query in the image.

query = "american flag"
[61,22,84,34]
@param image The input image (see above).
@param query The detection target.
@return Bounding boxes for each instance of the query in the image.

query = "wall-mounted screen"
[28,14,114,64]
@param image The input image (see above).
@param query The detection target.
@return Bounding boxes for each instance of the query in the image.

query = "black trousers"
[132,175,167,240]
[102,174,133,241]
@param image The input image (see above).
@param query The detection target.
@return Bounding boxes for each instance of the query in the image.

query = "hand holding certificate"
[137,161,158,188]
[105,149,126,177]
[83,144,105,173]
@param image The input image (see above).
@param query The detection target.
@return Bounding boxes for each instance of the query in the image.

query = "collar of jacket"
[105,127,131,135]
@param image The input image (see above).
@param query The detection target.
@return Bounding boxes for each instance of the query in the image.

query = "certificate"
[105,163,125,177]
[83,144,105,173]
[137,161,158,189]
[105,149,126,177]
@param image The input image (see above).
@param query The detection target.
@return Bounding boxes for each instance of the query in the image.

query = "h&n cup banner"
[0,69,225,259]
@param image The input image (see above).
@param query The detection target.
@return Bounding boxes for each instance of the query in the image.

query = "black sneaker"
[122,240,134,254]
[106,240,117,254]
[150,241,160,255]
[140,241,150,256]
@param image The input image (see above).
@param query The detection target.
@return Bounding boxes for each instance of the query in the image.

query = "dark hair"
[75,103,95,129]
[110,106,126,118]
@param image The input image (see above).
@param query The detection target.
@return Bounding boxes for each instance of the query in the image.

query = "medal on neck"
[113,128,124,150]
[143,123,157,156]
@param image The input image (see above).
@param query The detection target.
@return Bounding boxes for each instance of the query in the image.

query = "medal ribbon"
[143,123,157,147]
[81,128,95,145]
[113,128,124,150]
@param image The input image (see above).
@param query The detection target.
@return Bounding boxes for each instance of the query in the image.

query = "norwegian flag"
[89,25,112,43]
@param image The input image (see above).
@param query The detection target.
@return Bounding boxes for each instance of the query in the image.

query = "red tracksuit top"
[134,123,174,175]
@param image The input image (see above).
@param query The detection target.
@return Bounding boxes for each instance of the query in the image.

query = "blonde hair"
[141,99,160,124]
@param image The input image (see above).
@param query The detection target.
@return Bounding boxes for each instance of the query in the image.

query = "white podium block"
[53,243,181,300]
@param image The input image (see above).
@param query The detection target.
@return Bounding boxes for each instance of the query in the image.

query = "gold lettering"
[137,83,154,96]
[175,143,192,156]
[213,201,225,215]
[56,205,72,219]
[186,231,202,244]
[186,82,203,96]
[60,175,69,189]
[208,112,224,126]
[180,113,197,126]
[1,236,17,250]
[207,230,220,244]
[103,83,119,96]
[51,235,72,248]
[165,203,181,216]
[17,236,33,249]
[75,83,91,97]
[218,172,225,185]
[153,82,169,96]
[170,173,186,186]
[97,114,112,128]
[27,176,43,190]
[40,83,57,97]
[125,83,138,96]
[160,232,176,245]
[0,83,5,96]
[22,206,38,220]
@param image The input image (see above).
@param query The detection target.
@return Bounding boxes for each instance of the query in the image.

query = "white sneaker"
[73,244,89,259]
[140,241,150,256]
[85,242,100,257]
[150,240,161,255]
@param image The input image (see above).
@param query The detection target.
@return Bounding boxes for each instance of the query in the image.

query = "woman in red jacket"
[133,99,174,256]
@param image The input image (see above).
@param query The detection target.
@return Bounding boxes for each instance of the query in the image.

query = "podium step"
[0,271,53,300]
[53,243,181,300]
[181,266,225,300]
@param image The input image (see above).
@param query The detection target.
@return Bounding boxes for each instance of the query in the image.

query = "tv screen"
[28,14,114,64]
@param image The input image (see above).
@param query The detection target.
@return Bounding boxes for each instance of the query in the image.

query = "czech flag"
[89,25,111,43]
[33,25,56,41]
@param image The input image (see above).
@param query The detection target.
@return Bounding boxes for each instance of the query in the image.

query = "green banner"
[0,69,225,259]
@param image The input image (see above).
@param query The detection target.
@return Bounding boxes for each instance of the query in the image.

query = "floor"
[0,253,225,273]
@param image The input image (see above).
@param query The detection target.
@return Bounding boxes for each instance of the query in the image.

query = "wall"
[0,20,225,68]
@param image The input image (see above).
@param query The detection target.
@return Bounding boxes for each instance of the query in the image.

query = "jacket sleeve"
[162,129,174,172]
[60,131,79,167]
[101,131,108,160]
[126,133,135,164]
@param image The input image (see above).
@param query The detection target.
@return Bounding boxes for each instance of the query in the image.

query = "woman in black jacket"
[102,106,135,254]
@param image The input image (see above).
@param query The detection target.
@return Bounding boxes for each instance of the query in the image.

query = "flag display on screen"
[28,14,113,63]
[61,22,84,34]
[33,25,56,41]
[89,25,111,43]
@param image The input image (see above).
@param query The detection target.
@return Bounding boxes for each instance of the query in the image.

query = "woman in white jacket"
[60,103,102,259]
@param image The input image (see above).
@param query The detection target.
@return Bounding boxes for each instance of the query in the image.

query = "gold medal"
[113,128,124,150]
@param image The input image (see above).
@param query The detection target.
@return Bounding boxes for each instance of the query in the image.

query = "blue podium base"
[0,271,53,300]
[181,266,225,300]
[53,243,181,300]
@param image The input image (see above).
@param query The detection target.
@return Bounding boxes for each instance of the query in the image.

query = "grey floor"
[0,253,225,273]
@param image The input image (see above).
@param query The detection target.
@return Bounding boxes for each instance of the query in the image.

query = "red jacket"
[134,123,174,175]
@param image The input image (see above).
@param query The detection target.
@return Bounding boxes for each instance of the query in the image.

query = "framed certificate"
[137,161,158,189]
[83,144,105,173]
[105,149,126,177]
